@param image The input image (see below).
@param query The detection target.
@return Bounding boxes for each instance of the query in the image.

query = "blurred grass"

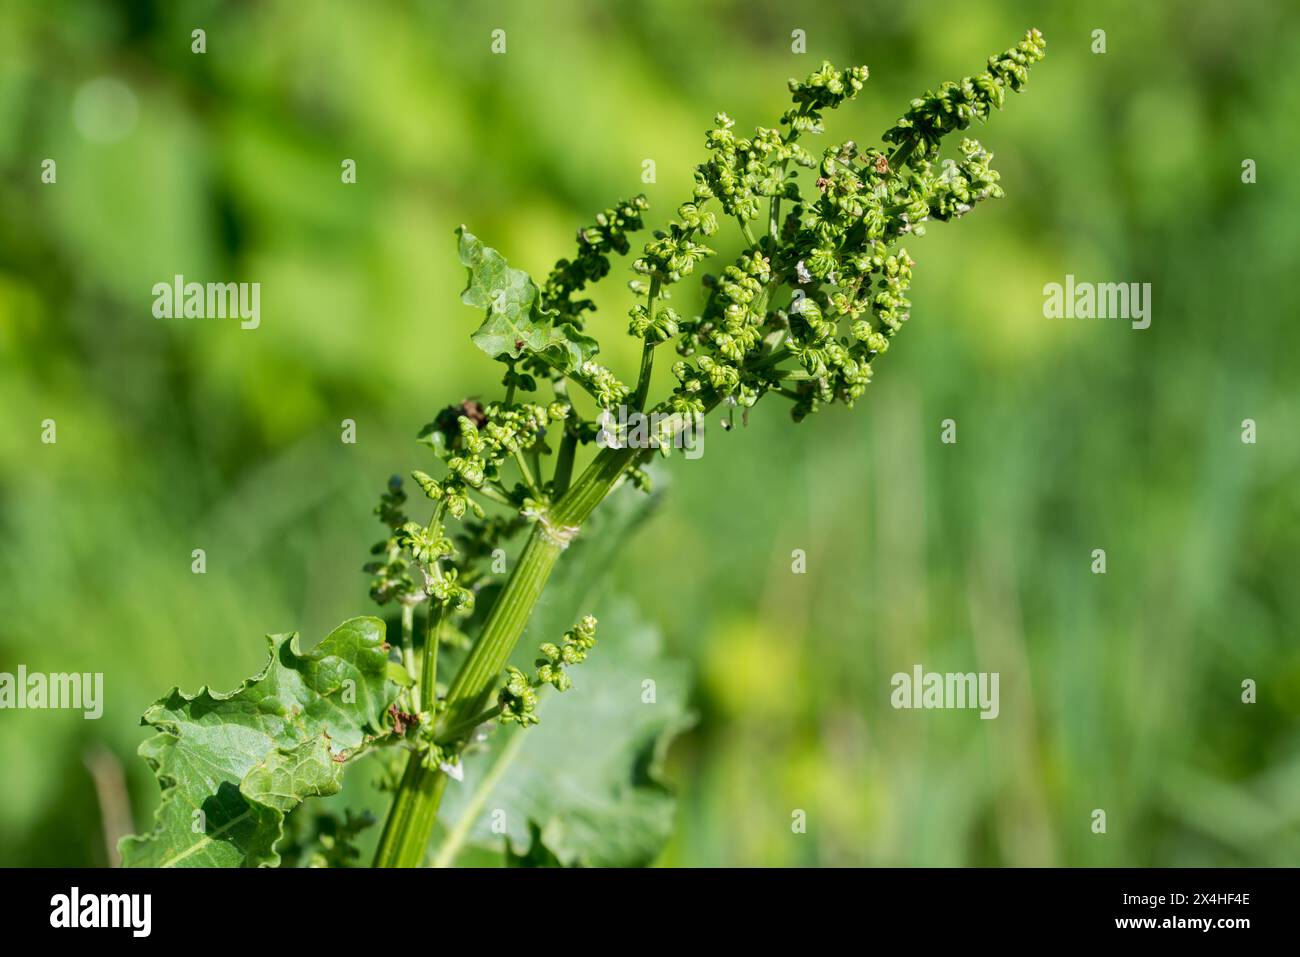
[1,0,1298,866]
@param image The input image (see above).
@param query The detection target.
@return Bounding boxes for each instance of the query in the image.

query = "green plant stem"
[738,218,760,249]
[552,429,578,496]
[431,725,527,868]
[372,444,638,867]
[400,603,417,694]
[476,482,515,508]
[632,341,655,411]
[887,135,920,171]
[421,601,442,713]
[631,277,660,410]
[504,363,517,406]
[528,444,543,489]
[439,526,565,731]
[767,107,807,244]
[512,449,542,499]
[372,753,451,868]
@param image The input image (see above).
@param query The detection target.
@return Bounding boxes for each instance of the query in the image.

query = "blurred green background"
[2,0,1298,867]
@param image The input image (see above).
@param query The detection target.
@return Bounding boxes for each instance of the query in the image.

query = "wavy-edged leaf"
[120,617,400,868]
[456,226,598,369]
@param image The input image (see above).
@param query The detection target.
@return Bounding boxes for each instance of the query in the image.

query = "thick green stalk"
[431,725,527,868]
[372,752,450,868]
[550,443,638,528]
[372,444,638,866]
[439,525,566,730]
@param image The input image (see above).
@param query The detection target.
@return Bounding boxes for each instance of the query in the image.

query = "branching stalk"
[372,445,636,866]
[631,276,661,410]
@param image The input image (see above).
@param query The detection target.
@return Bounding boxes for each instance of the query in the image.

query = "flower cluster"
[654,31,1045,424]
[364,476,418,606]
[627,301,680,343]
[576,360,631,406]
[415,734,455,773]
[498,615,599,727]
[698,113,812,223]
[543,195,650,329]
[491,197,647,431]
[672,248,775,410]
[417,400,568,512]
[916,138,1005,222]
[785,61,871,130]
[632,202,718,286]
[365,401,571,647]
[535,614,598,692]
[882,28,1047,165]
[496,666,540,727]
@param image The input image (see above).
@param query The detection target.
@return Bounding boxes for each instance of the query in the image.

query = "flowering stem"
[512,448,542,499]
[475,482,515,508]
[632,342,655,411]
[737,218,760,250]
[372,444,637,866]
[370,29,1048,869]
[887,138,919,170]
[631,277,660,410]
[769,107,807,243]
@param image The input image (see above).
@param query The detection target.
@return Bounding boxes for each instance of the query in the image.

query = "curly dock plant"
[124,31,1046,868]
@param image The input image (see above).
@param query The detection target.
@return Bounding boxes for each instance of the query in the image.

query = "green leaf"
[544,322,600,371]
[386,660,415,687]
[120,617,401,868]
[456,226,598,370]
